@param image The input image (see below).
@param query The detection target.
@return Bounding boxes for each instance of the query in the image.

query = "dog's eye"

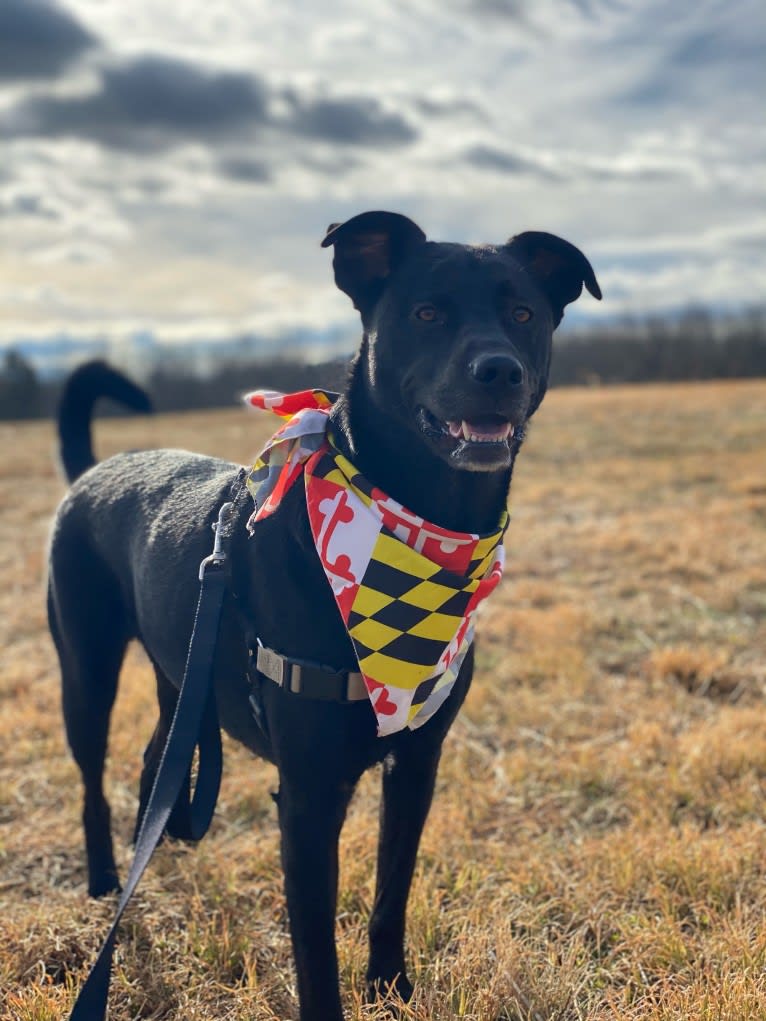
[414,304,439,322]
[513,307,533,323]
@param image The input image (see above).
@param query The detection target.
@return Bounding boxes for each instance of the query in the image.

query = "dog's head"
[323,211,601,473]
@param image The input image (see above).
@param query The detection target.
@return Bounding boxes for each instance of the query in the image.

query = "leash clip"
[199,501,234,579]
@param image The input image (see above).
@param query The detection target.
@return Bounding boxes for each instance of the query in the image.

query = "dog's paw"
[88,872,121,898]
[365,973,414,1014]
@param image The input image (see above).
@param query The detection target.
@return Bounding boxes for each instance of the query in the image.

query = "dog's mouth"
[416,407,517,470]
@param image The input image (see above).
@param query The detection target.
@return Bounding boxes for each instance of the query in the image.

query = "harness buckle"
[256,644,288,687]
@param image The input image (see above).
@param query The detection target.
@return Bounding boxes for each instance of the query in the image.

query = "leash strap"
[68,504,233,1020]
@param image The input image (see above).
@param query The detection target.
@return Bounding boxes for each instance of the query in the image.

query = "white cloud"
[0,0,762,357]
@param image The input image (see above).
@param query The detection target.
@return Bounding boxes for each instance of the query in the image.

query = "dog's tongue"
[447,419,513,442]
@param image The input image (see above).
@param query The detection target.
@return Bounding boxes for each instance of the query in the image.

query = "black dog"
[48,211,600,1020]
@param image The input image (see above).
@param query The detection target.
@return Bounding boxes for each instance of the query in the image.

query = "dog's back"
[50,447,239,637]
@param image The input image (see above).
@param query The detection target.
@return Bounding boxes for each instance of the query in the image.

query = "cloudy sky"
[0,0,764,357]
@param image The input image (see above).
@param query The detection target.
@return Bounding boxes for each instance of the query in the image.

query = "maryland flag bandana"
[244,389,508,737]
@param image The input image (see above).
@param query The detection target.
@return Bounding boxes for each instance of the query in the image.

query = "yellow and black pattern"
[306,437,507,732]
[346,547,476,685]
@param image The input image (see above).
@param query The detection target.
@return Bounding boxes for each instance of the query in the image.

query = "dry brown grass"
[1,380,765,1020]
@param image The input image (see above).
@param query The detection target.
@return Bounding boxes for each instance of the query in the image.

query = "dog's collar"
[243,389,508,736]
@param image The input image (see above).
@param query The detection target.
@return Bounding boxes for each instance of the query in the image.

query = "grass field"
[1,381,765,1021]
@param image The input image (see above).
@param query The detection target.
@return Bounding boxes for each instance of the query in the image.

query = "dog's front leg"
[366,743,441,1006]
[277,773,354,1021]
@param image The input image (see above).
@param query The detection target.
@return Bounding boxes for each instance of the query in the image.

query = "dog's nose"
[469,352,525,388]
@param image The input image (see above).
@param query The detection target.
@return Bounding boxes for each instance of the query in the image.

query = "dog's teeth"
[443,418,514,442]
[459,420,513,443]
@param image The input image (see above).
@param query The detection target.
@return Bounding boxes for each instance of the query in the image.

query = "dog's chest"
[236,483,359,671]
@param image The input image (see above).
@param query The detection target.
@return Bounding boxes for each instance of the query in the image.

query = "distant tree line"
[2,307,765,421]
[549,307,766,386]
[0,352,350,421]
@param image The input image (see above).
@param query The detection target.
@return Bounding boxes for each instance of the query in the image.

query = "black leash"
[68,501,234,1021]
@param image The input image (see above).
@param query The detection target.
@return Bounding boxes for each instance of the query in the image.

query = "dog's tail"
[57,360,152,482]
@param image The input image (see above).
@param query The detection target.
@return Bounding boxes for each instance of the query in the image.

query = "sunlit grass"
[1,380,765,1019]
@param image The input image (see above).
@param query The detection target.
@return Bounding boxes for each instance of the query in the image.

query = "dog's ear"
[321,211,427,315]
[505,231,602,327]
